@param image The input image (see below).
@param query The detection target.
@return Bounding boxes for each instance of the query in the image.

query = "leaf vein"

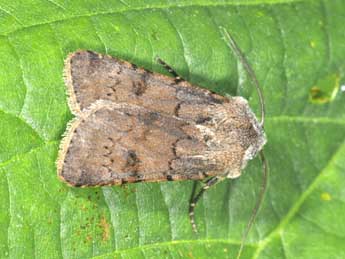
[45,0,67,11]
[0,141,58,170]
[90,238,257,259]
[271,7,289,114]
[1,1,306,37]
[254,139,345,257]
[89,16,108,54]
[0,5,24,25]
[162,10,190,79]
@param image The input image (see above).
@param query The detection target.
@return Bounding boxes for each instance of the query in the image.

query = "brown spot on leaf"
[98,215,110,241]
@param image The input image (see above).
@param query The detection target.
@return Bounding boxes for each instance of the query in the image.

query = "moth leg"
[156,57,184,83]
[188,176,212,216]
[189,176,225,233]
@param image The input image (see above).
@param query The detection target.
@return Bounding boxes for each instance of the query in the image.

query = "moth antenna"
[220,27,265,127]
[236,150,268,259]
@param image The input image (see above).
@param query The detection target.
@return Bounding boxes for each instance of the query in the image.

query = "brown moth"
[57,50,266,186]
[57,28,267,258]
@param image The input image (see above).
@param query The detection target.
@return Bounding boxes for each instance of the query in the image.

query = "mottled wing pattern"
[58,102,221,187]
[64,51,227,116]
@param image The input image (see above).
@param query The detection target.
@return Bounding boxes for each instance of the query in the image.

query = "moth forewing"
[57,96,265,187]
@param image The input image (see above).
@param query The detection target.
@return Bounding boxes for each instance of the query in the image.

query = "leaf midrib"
[0,0,304,37]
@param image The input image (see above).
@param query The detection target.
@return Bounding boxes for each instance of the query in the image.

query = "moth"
[57,28,267,258]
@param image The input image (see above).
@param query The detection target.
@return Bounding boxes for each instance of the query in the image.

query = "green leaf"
[1,0,345,258]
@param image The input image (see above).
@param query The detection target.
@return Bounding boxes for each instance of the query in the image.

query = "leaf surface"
[1,1,345,258]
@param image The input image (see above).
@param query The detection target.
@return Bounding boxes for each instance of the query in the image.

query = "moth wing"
[64,50,182,115]
[64,50,228,116]
[57,102,217,187]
